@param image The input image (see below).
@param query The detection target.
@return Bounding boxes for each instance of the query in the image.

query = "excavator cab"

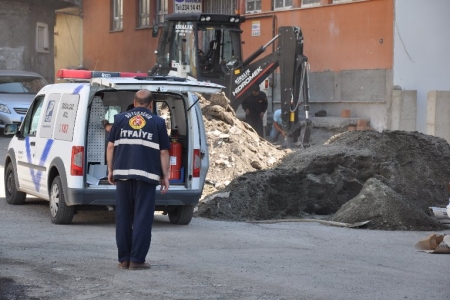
[152,13,244,86]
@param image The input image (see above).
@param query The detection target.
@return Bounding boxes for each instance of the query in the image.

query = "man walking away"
[107,89,170,270]
[241,86,268,137]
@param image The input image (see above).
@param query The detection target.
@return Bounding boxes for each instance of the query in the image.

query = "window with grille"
[111,0,123,31]
[36,22,49,53]
[301,0,320,7]
[274,0,293,9]
[157,0,168,24]
[204,0,236,14]
[138,0,150,27]
[246,0,261,13]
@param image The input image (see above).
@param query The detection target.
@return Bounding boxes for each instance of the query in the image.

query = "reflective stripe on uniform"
[114,138,160,150]
[113,169,160,181]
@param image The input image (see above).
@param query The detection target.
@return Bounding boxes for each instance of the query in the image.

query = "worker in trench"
[269,108,286,144]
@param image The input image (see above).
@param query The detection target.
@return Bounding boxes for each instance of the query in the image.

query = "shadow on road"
[2,196,197,228]
[0,132,12,168]
[0,277,37,300]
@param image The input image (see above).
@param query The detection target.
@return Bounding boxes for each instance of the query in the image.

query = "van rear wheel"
[49,176,74,224]
[5,163,26,205]
[168,205,194,225]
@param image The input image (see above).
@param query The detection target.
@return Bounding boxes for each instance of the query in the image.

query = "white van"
[4,72,222,225]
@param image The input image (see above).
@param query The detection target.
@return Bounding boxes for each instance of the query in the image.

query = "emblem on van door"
[129,115,146,129]
[44,100,56,122]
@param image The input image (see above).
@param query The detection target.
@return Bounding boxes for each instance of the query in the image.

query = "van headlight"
[0,104,11,114]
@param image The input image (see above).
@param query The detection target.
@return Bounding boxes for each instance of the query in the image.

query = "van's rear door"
[188,92,209,191]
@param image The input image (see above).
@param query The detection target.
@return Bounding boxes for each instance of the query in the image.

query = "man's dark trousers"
[246,115,263,137]
[115,179,156,263]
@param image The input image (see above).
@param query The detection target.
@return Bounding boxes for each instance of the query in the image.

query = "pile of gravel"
[197,130,450,230]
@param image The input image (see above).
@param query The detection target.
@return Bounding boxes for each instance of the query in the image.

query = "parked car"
[0,70,48,129]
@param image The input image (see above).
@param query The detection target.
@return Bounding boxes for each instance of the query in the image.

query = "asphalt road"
[0,133,449,300]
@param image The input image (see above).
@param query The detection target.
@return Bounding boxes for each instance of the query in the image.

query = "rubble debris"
[429,207,449,220]
[415,234,450,254]
[198,92,289,198]
[197,92,450,230]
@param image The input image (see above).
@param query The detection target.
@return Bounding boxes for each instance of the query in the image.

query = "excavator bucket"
[300,120,312,148]
[286,119,311,148]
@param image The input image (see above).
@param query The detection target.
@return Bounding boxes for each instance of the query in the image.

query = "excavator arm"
[149,13,311,146]
[229,26,311,146]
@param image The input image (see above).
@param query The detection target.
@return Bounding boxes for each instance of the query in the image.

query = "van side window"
[53,94,80,141]
[21,96,44,137]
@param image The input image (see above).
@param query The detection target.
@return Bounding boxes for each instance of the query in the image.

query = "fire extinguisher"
[169,139,182,180]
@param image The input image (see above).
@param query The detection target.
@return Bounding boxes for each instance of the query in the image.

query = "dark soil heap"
[197,130,450,230]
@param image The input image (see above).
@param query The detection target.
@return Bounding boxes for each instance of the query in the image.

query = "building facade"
[0,0,81,83]
[81,0,450,133]
[54,6,83,76]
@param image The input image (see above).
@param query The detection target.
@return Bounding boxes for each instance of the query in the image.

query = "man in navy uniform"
[241,86,268,137]
[107,89,170,270]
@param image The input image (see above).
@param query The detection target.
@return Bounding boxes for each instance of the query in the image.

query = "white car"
[4,70,222,225]
[0,70,48,129]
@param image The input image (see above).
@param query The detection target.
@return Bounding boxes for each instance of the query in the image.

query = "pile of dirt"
[330,178,444,230]
[197,92,290,197]
[195,94,450,231]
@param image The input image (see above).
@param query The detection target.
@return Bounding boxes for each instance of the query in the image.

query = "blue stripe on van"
[26,137,54,192]
[73,84,86,94]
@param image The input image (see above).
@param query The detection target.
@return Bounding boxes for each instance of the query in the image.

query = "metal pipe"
[242,33,279,67]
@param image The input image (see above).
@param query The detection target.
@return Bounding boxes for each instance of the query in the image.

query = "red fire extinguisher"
[169,139,182,180]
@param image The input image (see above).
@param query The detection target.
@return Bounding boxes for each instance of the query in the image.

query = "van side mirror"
[4,123,18,135]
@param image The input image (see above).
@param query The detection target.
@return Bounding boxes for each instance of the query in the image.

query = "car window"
[21,96,44,137]
[0,76,47,94]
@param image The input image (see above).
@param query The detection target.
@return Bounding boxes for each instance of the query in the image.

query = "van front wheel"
[49,176,74,224]
[168,205,194,225]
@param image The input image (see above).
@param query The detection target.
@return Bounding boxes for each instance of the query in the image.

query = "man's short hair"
[134,89,154,106]
[253,86,260,92]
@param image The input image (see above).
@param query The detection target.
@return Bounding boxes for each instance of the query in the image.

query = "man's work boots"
[117,261,130,269]
[129,262,151,270]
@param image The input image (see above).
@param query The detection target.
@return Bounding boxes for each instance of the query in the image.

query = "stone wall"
[0,0,79,82]
[427,91,450,144]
